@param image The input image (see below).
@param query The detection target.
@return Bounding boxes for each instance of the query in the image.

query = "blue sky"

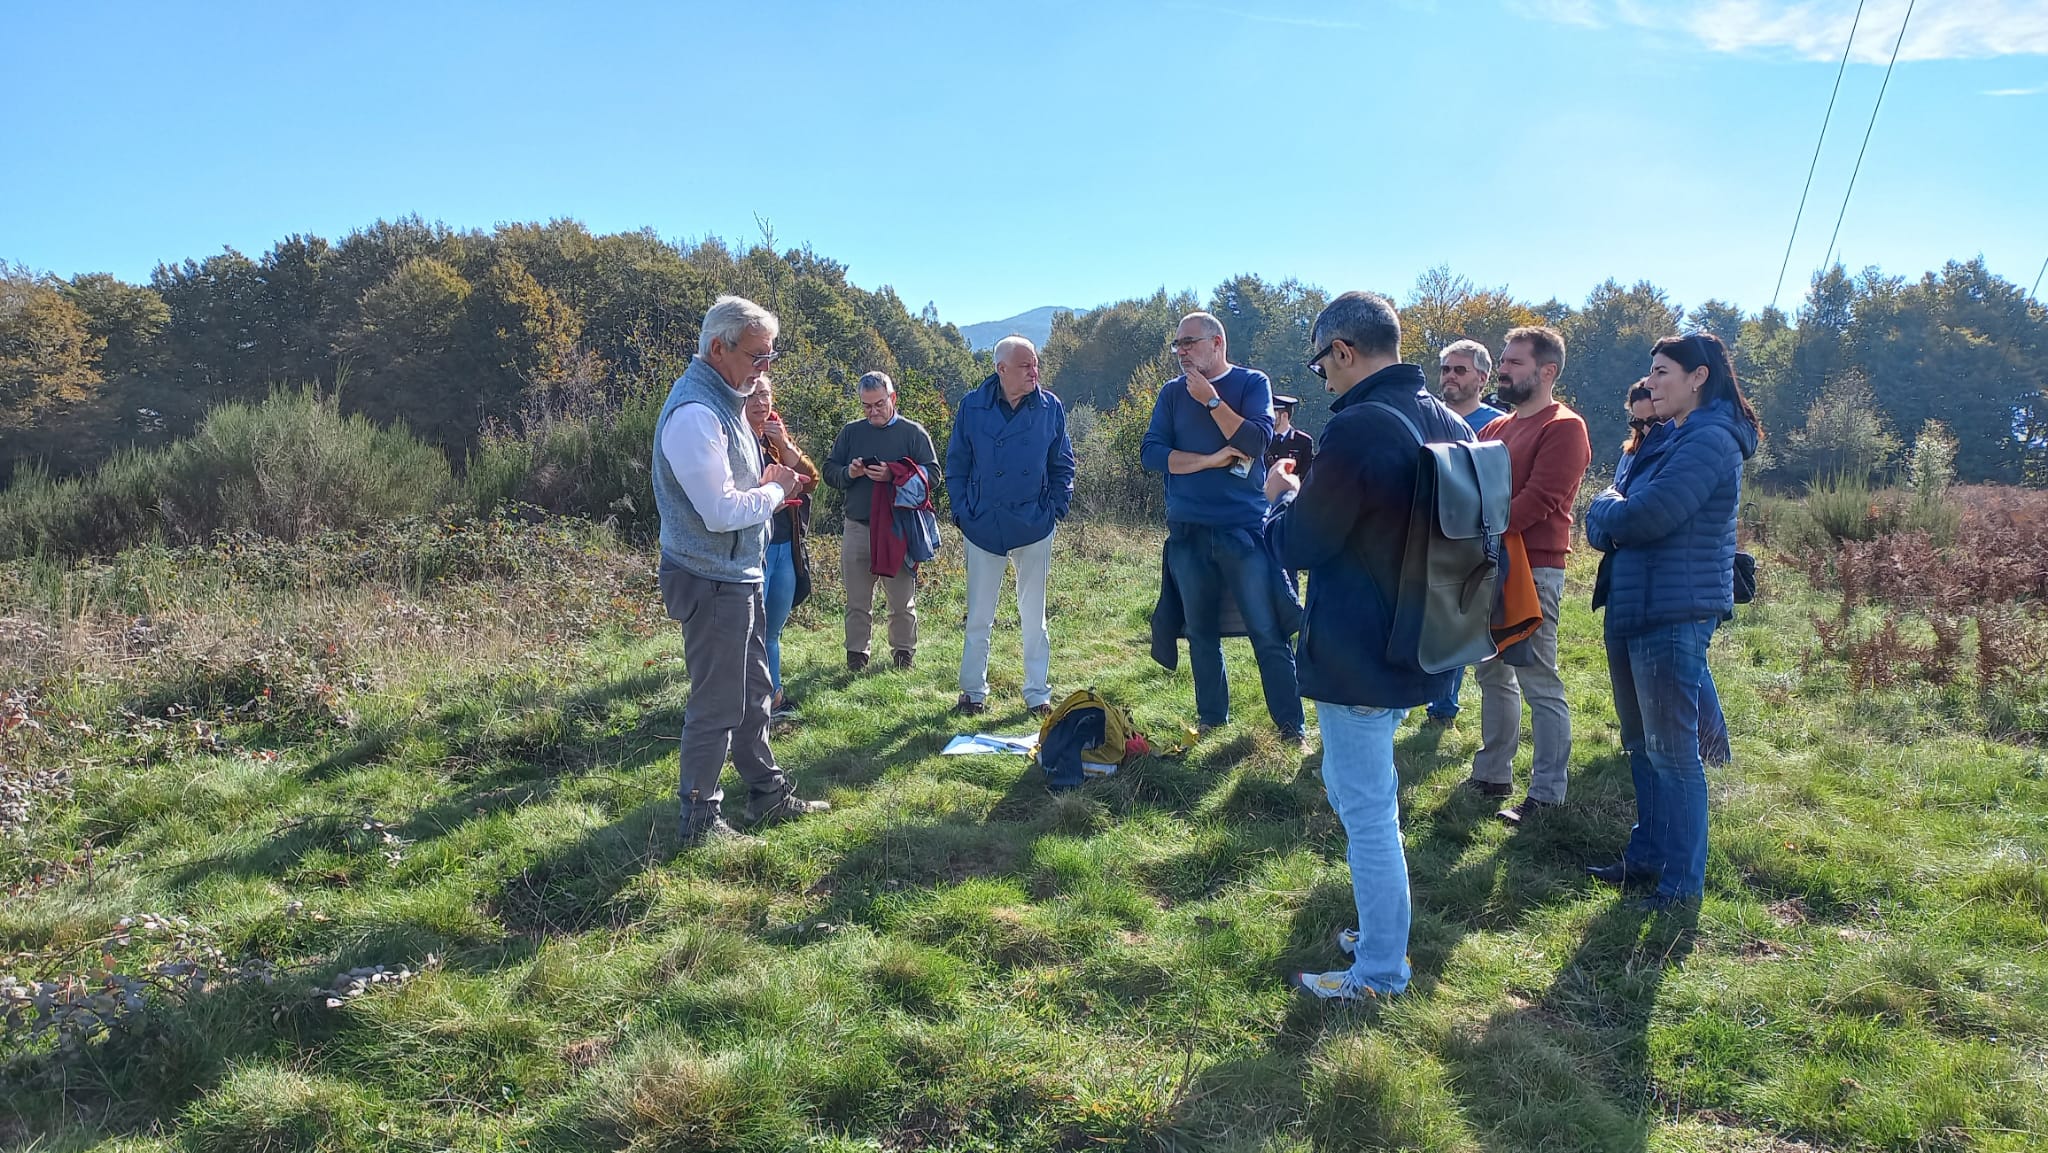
[5,0,2044,325]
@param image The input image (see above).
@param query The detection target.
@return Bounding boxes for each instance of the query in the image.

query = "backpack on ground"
[1035,688,1144,792]
[1367,399,1514,675]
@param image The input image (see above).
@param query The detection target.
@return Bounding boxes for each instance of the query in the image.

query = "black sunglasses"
[1307,339,1344,379]
[1629,385,1653,404]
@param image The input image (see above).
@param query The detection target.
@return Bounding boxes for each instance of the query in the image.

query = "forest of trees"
[4,217,2046,501]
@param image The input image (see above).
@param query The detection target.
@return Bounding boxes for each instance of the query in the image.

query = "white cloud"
[1519,0,2048,62]
[1982,82,2048,96]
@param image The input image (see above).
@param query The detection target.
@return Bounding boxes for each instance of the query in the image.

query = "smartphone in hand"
[1228,457,1252,478]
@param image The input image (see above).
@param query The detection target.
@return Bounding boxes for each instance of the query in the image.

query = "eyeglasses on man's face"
[1308,339,1344,379]
[1170,335,1212,351]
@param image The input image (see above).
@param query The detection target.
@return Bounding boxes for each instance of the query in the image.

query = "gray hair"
[1178,311,1225,340]
[1439,338,1492,377]
[857,370,896,396]
[698,294,779,355]
[993,335,1037,365]
[1312,291,1401,359]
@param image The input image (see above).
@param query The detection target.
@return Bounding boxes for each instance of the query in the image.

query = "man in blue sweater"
[1265,291,1465,1001]
[1142,311,1304,742]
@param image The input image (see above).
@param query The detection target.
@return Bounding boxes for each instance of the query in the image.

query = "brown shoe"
[892,649,914,670]
[745,788,832,828]
[1028,702,1054,719]
[846,651,869,672]
[954,694,987,716]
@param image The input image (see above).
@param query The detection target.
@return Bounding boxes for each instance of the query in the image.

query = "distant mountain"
[959,306,1074,352]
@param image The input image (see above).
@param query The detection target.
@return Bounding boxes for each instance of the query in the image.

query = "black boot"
[1585,860,1660,892]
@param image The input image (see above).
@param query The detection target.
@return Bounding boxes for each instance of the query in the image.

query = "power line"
[1819,0,1916,277]
[2033,255,2046,300]
[1770,0,1866,313]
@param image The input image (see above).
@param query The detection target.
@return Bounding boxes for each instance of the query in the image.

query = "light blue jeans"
[1314,700,1412,995]
[763,540,795,695]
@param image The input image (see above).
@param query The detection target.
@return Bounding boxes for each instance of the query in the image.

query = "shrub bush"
[0,387,453,560]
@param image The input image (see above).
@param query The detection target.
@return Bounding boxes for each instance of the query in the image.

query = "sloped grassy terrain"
[2,516,2044,1152]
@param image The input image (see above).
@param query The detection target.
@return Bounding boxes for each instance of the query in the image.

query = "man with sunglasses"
[1141,311,1304,744]
[654,294,830,848]
[1418,340,1510,730]
[1437,339,1507,436]
[823,370,941,672]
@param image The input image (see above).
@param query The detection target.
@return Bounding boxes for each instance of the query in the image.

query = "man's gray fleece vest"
[652,357,766,582]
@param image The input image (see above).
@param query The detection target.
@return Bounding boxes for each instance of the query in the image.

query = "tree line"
[1044,261,2048,490]
[5,218,2045,497]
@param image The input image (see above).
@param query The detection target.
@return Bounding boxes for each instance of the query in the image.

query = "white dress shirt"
[660,404,786,533]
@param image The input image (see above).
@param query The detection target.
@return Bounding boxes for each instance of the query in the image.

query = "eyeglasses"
[1169,336,1212,351]
[1441,364,1480,377]
[1307,340,1343,379]
[748,350,781,368]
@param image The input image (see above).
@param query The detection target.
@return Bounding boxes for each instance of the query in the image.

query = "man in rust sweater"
[1467,326,1592,825]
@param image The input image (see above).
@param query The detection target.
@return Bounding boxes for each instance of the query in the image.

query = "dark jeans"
[1165,521,1304,735]
[1609,617,1717,898]
[659,559,790,833]
[1425,665,1465,720]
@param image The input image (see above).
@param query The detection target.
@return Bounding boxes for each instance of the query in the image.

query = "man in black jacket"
[1265,291,1467,1002]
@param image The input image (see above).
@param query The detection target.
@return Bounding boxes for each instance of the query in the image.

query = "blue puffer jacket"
[1586,399,1759,637]
[944,375,1075,555]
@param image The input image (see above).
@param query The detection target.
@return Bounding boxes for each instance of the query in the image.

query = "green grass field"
[3,516,2045,1152]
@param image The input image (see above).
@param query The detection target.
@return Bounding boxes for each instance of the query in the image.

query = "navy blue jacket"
[1586,399,1759,637]
[1265,364,1463,709]
[945,375,1075,555]
[1140,366,1275,529]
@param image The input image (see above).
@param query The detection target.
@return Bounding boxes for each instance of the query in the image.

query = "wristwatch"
[1204,395,1222,410]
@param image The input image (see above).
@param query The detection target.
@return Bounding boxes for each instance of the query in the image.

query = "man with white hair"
[654,294,831,847]
[823,370,941,671]
[1420,338,1509,729]
[945,336,1074,717]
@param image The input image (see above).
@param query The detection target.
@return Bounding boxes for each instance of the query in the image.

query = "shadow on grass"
[1439,899,1700,1152]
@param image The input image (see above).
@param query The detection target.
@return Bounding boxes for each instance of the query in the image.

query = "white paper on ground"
[941,733,1039,756]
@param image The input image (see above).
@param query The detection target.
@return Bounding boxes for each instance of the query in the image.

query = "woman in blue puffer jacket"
[1583,333,1762,909]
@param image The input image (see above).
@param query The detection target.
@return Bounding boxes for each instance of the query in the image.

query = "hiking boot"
[745,788,831,829]
[1292,969,1379,1004]
[954,694,986,717]
[892,649,914,670]
[1279,728,1310,752]
[1029,702,1054,719]
[1585,861,1660,892]
[678,817,763,849]
[1496,797,1555,826]
[1461,777,1512,799]
[846,651,869,672]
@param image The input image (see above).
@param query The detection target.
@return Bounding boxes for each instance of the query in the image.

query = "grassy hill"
[2,515,2045,1152]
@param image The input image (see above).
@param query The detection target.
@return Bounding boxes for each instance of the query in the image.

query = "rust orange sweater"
[1478,401,1593,569]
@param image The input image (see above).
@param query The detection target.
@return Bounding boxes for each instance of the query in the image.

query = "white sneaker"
[1335,927,1359,956]
[1293,969,1377,1003]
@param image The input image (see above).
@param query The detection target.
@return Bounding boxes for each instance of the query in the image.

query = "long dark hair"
[1623,376,1653,455]
[1650,332,1763,441]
